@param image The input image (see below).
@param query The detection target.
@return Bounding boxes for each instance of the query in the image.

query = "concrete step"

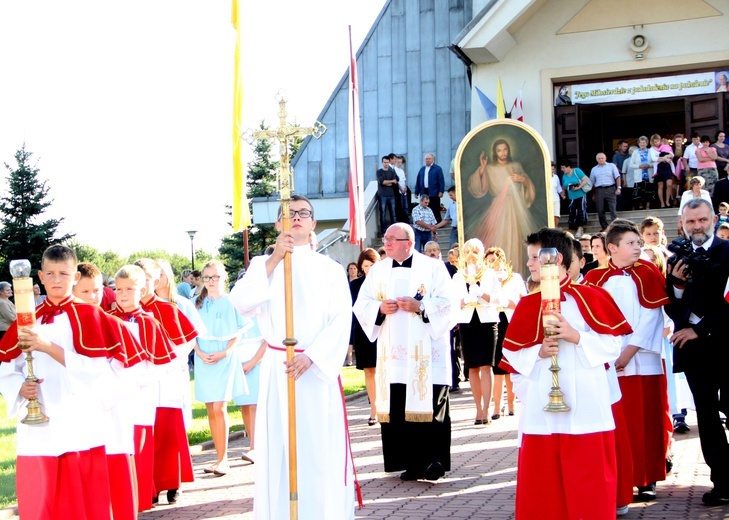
[559,207,682,241]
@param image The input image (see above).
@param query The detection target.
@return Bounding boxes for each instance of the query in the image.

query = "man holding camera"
[666,198,729,507]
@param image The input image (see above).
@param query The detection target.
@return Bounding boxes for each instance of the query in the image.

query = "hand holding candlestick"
[538,248,570,413]
[10,259,49,425]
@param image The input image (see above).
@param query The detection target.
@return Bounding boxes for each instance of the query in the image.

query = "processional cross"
[250,93,325,520]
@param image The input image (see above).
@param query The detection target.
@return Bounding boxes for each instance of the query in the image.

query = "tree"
[0,145,73,280]
[219,122,302,274]
[70,242,214,284]
[69,241,125,278]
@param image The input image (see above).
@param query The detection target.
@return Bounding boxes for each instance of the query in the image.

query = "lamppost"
[186,230,197,270]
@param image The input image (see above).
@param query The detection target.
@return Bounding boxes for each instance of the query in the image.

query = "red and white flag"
[347,26,366,246]
[512,88,524,122]
[724,277,729,304]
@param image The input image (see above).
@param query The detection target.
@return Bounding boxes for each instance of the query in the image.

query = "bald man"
[589,152,622,230]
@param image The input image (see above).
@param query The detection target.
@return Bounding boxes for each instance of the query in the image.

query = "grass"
[187,397,246,447]
[341,366,366,395]
[0,366,367,509]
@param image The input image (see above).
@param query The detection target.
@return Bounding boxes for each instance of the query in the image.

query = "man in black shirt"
[376,155,398,233]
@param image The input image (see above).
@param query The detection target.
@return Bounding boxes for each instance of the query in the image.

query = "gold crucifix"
[251,92,325,520]
[252,92,327,201]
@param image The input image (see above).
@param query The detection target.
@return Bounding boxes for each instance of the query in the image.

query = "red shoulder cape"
[140,295,198,346]
[583,259,669,309]
[0,298,147,367]
[109,308,176,365]
[499,277,632,374]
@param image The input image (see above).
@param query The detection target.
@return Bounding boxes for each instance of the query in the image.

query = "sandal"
[368,417,378,426]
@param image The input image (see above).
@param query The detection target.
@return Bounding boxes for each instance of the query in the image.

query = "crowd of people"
[562,132,729,238]
[2,177,728,518]
[377,152,459,253]
[348,188,729,518]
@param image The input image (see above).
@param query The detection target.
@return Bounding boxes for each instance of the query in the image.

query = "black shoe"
[673,420,690,433]
[424,462,445,481]
[702,489,729,506]
[166,489,180,504]
[450,385,460,392]
[637,484,656,501]
[491,414,501,420]
[666,457,673,474]
[400,469,425,481]
[474,419,484,425]
[152,495,159,506]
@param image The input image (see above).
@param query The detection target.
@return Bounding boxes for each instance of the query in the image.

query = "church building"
[252,0,728,259]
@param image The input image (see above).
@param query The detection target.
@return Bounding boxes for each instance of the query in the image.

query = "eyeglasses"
[202,275,221,282]
[288,209,312,219]
[383,236,409,243]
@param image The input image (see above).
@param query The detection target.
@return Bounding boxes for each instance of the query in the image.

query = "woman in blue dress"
[193,260,248,475]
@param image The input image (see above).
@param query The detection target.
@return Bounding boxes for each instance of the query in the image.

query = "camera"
[666,237,709,276]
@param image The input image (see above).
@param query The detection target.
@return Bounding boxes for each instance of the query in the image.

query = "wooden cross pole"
[252,92,326,520]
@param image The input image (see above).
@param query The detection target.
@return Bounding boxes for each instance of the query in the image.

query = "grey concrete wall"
[292,0,473,200]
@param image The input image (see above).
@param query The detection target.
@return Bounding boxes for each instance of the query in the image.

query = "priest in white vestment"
[353,223,454,481]
[229,195,355,520]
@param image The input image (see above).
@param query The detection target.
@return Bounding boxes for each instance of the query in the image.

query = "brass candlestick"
[538,248,569,413]
[10,259,49,425]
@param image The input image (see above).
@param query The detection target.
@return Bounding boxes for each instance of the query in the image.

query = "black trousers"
[682,338,729,493]
[380,384,451,474]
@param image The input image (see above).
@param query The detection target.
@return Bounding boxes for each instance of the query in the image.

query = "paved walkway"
[133,383,729,519]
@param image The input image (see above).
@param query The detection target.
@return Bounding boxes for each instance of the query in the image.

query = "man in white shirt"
[682,132,701,177]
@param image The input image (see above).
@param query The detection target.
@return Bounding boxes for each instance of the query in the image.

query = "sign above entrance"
[554,71,726,106]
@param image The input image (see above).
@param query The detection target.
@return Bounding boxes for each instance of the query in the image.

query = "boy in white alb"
[134,258,197,504]
[230,195,358,519]
[502,228,632,520]
[109,265,178,509]
[584,219,671,501]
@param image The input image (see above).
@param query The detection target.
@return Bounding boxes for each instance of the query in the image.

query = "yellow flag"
[496,77,505,119]
[232,0,251,231]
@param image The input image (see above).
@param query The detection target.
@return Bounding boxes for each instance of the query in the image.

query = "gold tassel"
[377,413,390,424]
[405,412,433,423]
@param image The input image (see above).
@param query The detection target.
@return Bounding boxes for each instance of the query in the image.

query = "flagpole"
[348,25,366,248]
[510,80,526,112]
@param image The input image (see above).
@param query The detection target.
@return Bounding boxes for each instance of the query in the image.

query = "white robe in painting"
[353,251,454,420]
[229,245,354,520]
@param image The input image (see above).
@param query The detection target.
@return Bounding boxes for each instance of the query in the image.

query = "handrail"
[316,180,379,255]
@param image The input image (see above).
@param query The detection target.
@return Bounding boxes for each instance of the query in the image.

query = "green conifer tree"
[0,145,74,280]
